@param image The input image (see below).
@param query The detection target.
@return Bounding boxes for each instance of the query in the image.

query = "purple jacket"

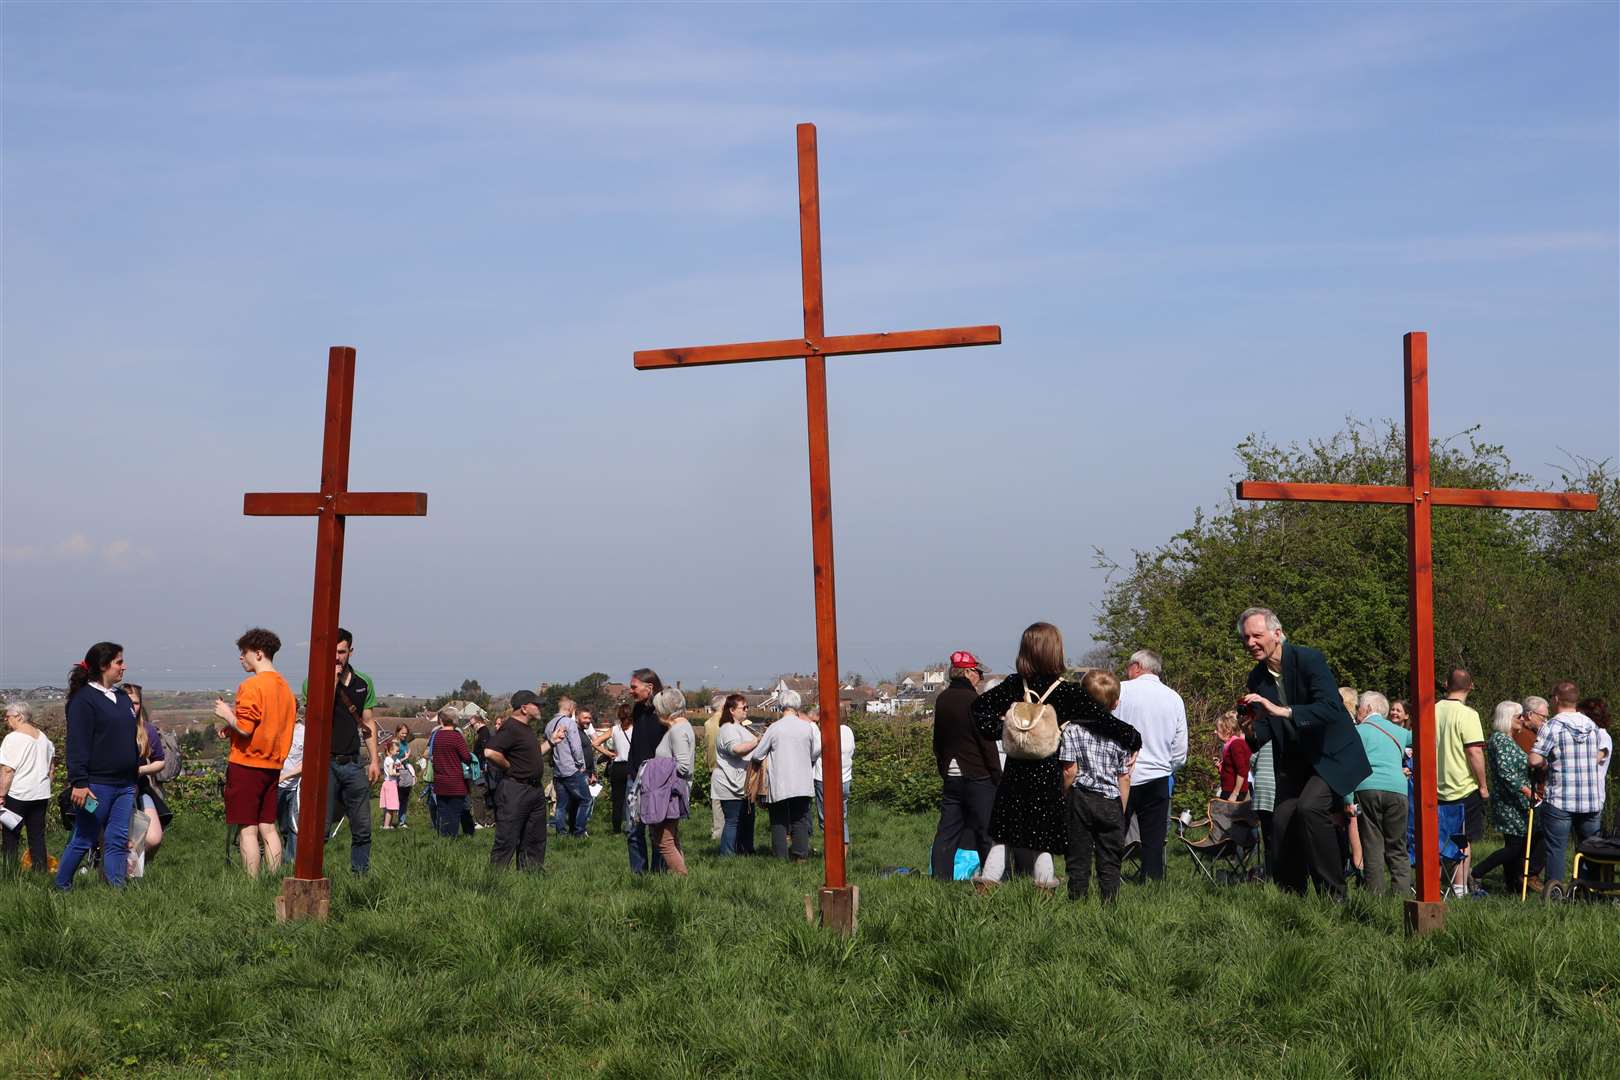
[637,757,690,824]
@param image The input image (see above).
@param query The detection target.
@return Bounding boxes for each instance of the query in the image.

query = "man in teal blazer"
[1238,607,1372,897]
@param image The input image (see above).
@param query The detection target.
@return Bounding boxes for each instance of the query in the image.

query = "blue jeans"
[55,782,136,889]
[554,772,591,836]
[718,798,750,856]
[326,760,372,873]
[1539,803,1600,883]
[815,780,850,844]
[436,795,467,838]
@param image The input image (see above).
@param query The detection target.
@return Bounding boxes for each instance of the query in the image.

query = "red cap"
[950,651,983,671]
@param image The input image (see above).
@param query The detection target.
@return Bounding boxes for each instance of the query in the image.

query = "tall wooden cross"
[244,345,427,921]
[634,123,1001,932]
[1237,331,1597,935]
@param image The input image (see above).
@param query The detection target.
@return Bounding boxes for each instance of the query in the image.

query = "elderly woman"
[428,707,473,839]
[1,701,56,873]
[748,691,821,860]
[644,687,695,875]
[1473,700,1534,894]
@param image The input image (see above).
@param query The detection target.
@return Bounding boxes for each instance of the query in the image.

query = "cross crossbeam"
[242,346,427,921]
[634,123,1000,932]
[1237,332,1596,935]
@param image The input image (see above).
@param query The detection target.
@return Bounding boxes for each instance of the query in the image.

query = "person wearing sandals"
[971,622,1142,891]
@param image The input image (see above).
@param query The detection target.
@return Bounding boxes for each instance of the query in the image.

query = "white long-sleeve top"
[1118,673,1188,784]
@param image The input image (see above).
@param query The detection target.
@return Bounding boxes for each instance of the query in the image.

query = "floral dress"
[1485,730,1530,837]
[971,674,1142,852]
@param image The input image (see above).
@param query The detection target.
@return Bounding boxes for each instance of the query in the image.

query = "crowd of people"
[5,610,1612,909]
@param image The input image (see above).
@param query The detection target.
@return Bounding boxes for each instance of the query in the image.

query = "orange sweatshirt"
[229,670,298,770]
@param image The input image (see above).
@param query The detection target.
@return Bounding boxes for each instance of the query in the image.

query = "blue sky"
[3,2,1615,694]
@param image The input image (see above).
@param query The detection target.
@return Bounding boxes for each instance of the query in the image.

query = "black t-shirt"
[330,670,371,757]
[486,717,544,783]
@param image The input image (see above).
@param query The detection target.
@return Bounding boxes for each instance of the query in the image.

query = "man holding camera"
[1236,607,1370,898]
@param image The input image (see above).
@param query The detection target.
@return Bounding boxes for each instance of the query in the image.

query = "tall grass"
[1,808,1613,1078]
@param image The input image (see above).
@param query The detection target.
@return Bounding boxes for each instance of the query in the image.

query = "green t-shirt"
[299,666,379,709]
[1435,698,1484,801]
[1354,714,1411,795]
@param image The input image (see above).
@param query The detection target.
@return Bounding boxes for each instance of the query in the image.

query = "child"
[1215,710,1252,801]
[1058,671,1135,902]
[214,628,298,878]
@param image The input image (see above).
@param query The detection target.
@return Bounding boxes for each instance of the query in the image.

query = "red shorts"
[224,762,280,825]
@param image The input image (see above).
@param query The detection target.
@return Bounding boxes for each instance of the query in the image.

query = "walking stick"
[1520,802,1536,902]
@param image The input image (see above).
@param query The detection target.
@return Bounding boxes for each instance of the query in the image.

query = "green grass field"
[2,805,1614,1079]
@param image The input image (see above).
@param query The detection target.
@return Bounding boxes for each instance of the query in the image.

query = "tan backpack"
[1002,678,1064,760]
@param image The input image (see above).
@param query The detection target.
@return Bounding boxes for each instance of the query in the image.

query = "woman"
[428,707,472,838]
[1,701,55,873]
[609,702,634,835]
[811,705,856,848]
[1474,700,1534,894]
[391,725,415,828]
[747,692,821,860]
[645,688,695,876]
[971,622,1142,890]
[55,642,140,889]
[712,694,760,856]
[125,684,171,877]
[1215,710,1251,801]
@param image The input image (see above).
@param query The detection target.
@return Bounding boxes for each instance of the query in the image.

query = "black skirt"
[988,755,1065,852]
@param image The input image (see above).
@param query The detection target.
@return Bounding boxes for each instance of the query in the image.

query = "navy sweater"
[65,688,140,787]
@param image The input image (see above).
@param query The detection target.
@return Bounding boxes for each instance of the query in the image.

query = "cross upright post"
[635,123,1001,933]
[1236,332,1597,935]
[244,345,427,921]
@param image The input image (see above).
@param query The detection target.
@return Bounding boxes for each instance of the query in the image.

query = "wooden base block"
[1404,898,1446,936]
[276,876,331,922]
[817,885,859,936]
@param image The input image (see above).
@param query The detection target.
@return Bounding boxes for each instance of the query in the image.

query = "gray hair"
[778,690,802,712]
[1492,700,1523,735]
[436,706,461,726]
[1521,695,1548,718]
[1357,691,1389,718]
[1128,649,1162,675]
[3,701,31,722]
[653,688,687,718]
[1236,607,1285,638]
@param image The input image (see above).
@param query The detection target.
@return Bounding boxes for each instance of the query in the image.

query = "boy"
[214,628,298,878]
[1059,670,1134,902]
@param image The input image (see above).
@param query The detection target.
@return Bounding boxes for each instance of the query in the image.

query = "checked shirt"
[1533,713,1605,814]
[1058,721,1132,799]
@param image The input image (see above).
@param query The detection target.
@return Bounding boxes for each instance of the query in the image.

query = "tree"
[429,678,491,711]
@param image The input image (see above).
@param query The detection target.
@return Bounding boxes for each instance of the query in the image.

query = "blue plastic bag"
[953,849,981,881]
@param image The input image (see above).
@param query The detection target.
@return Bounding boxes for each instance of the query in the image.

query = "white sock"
[1034,852,1056,885]
[981,844,1007,881]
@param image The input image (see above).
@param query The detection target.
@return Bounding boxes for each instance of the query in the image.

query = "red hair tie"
[75,660,90,671]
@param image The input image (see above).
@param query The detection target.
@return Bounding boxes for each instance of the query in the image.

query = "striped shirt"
[1250,742,1277,813]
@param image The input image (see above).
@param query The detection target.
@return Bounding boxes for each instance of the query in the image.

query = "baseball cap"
[511,690,543,711]
[950,650,984,671]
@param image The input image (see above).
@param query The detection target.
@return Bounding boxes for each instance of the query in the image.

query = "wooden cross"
[635,123,1000,932]
[1237,331,1596,934]
[243,346,427,921]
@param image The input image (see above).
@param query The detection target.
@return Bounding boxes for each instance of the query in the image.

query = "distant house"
[899,670,946,692]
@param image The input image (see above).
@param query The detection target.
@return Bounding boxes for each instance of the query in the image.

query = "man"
[300,628,382,874]
[928,650,999,881]
[1236,607,1371,898]
[215,628,298,879]
[1517,694,1552,889]
[1516,695,1549,754]
[1117,649,1188,882]
[1434,667,1488,897]
[483,691,550,870]
[276,712,306,863]
[1530,681,1604,884]
[705,693,726,841]
[625,669,667,874]
[575,706,601,832]
[1349,691,1410,896]
[547,697,589,837]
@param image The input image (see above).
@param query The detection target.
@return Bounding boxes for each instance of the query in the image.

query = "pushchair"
[1177,798,1262,886]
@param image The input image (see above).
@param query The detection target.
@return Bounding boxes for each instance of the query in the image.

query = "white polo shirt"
[1118,673,1188,785]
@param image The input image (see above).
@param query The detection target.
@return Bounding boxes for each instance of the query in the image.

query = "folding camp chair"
[1178,798,1262,886]
[1120,812,1142,883]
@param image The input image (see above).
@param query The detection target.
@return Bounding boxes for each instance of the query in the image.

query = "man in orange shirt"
[214,628,298,878]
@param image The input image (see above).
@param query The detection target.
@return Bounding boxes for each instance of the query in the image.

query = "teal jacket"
[1244,643,1372,798]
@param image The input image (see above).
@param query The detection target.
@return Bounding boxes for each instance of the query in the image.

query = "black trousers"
[1258,809,1277,882]
[1273,769,1345,897]
[1126,776,1171,881]
[1066,787,1126,901]
[768,796,812,860]
[491,779,549,871]
[2,796,49,872]
[930,776,997,880]
[609,761,630,834]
